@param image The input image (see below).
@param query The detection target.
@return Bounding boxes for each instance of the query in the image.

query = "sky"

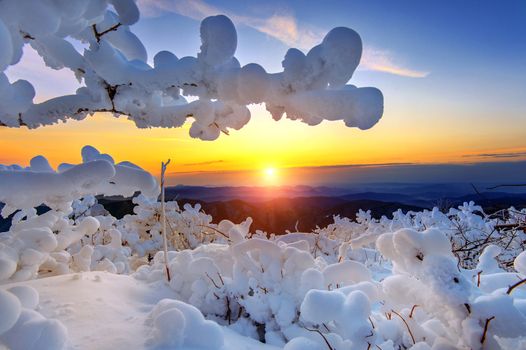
[1,0,525,186]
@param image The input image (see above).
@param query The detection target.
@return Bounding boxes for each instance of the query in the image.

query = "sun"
[262,167,278,184]
[264,167,276,178]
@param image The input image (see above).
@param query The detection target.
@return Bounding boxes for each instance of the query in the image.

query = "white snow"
[0,272,279,350]
[0,145,158,216]
[0,1,383,139]
[0,1,525,342]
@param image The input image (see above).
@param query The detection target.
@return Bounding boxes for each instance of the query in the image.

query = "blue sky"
[133,0,526,130]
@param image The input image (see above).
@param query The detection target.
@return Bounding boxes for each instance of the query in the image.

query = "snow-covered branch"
[0,145,158,217]
[0,0,383,140]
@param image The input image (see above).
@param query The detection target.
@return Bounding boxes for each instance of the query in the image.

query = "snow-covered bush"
[146,298,224,349]
[1,3,525,348]
[0,146,157,283]
[116,195,219,257]
[1,146,525,349]
[0,286,68,350]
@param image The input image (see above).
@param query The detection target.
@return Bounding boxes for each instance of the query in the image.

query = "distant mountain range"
[161,184,526,232]
[2,184,525,234]
[166,184,526,208]
[176,197,424,233]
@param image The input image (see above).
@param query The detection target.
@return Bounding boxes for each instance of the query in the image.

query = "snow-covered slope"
[1,272,279,350]
[2,147,526,350]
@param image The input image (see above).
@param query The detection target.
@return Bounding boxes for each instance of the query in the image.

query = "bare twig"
[409,305,419,318]
[391,310,416,345]
[205,272,220,288]
[304,327,334,350]
[471,183,486,201]
[197,224,230,239]
[480,316,495,344]
[507,277,526,295]
[92,23,122,43]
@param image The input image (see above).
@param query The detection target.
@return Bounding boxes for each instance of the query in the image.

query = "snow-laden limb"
[0,145,158,217]
[0,1,383,139]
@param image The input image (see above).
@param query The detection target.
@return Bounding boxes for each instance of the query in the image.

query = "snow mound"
[0,287,67,350]
[148,299,224,349]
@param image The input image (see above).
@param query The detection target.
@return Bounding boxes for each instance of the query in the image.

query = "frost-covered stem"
[161,159,171,282]
[198,224,230,240]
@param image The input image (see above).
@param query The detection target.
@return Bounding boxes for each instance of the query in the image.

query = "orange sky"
[2,3,525,187]
[1,102,525,186]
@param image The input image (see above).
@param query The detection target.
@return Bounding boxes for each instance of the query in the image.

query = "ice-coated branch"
[160,159,171,282]
[0,145,159,217]
[0,0,383,140]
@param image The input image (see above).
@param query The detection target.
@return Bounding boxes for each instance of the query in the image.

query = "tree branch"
[92,23,122,43]
[507,278,526,295]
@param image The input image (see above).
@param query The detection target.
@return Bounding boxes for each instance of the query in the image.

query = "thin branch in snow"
[391,309,415,345]
[507,277,526,295]
[480,316,495,345]
[160,159,171,282]
[92,23,123,43]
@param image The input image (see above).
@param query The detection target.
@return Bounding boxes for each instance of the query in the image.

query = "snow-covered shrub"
[0,146,157,283]
[0,286,68,350]
[332,204,526,270]
[1,153,526,349]
[146,298,224,349]
[117,195,222,257]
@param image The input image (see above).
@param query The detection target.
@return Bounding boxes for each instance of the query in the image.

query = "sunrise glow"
[262,167,278,185]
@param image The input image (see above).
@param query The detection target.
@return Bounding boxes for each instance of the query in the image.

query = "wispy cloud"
[137,0,320,48]
[463,151,526,159]
[361,48,429,78]
[137,0,428,78]
[292,162,417,170]
[183,160,225,166]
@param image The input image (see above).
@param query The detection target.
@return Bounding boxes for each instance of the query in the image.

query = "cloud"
[463,151,526,159]
[137,0,428,78]
[361,47,429,78]
[138,0,322,48]
[183,160,225,166]
[166,160,526,187]
[292,162,416,170]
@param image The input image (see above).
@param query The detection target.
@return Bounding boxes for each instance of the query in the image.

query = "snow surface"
[0,272,279,350]
[1,149,526,350]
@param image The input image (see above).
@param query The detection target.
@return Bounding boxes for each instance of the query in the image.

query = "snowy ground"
[2,147,526,349]
[1,272,278,350]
